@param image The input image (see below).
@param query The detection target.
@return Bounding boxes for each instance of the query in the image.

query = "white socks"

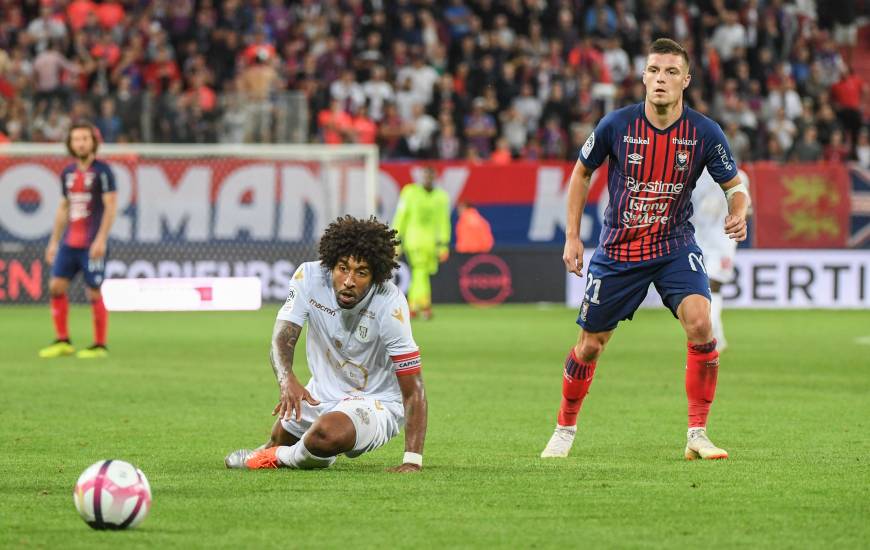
[275,440,336,469]
[710,292,725,344]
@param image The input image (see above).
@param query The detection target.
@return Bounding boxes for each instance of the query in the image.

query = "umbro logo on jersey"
[623,136,649,145]
[628,153,644,165]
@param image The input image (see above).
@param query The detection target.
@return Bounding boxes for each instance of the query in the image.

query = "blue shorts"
[51,244,106,289]
[577,244,711,333]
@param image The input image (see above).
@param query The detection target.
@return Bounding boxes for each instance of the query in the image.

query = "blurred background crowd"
[0,0,868,165]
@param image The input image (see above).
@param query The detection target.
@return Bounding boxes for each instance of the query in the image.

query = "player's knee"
[575,339,606,362]
[684,316,713,341]
[49,279,67,297]
[304,425,344,457]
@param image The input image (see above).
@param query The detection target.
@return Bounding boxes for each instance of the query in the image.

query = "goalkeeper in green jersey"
[393,167,451,320]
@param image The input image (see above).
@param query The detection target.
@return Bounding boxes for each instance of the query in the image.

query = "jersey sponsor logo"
[627,152,644,165]
[391,307,405,323]
[623,136,650,145]
[675,150,690,171]
[714,143,734,172]
[581,132,595,158]
[359,308,376,320]
[309,298,337,316]
[672,137,697,146]
[625,176,684,195]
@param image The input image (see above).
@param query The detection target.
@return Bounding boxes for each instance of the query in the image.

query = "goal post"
[0,143,379,303]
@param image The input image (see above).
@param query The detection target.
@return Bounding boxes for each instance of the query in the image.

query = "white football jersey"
[276,261,420,404]
[691,168,750,257]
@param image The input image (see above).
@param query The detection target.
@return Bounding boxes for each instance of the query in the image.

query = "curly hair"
[319,215,399,284]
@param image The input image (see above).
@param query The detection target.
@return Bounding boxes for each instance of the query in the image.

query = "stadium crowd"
[0,0,867,165]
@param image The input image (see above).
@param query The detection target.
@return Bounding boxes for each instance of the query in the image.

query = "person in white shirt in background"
[691,168,751,351]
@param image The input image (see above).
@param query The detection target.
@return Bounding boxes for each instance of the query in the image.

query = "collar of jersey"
[639,102,687,135]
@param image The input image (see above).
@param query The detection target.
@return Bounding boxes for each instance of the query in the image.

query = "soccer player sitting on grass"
[225,216,428,472]
[540,39,750,461]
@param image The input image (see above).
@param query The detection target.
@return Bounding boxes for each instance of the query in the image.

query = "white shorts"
[280,397,404,458]
[701,247,736,283]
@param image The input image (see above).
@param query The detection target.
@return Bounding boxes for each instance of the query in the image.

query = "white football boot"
[685,427,728,460]
[540,425,577,458]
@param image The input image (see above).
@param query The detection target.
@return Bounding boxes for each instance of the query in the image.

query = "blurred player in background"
[225,216,428,473]
[392,166,451,320]
[691,168,751,351]
[39,122,117,359]
[541,39,750,460]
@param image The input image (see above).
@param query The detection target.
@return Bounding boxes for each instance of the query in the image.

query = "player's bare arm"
[89,191,117,260]
[269,320,319,422]
[563,159,593,277]
[45,198,70,265]
[388,371,427,473]
[719,176,750,242]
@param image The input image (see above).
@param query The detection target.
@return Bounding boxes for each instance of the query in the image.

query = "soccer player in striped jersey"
[39,122,117,359]
[541,39,750,460]
[225,216,428,472]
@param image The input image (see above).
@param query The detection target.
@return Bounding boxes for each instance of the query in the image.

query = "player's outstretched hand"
[387,463,422,473]
[272,375,320,422]
[563,236,585,277]
[724,214,747,242]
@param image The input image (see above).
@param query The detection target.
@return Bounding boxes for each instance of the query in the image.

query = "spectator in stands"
[824,129,850,162]
[317,98,353,145]
[490,138,513,165]
[407,103,438,158]
[435,121,462,160]
[724,121,751,164]
[537,116,569,160]
[240,49,278,143]
[830,66,868,157]
[362,66,394,123]
[96,97,121,143]
[790,126,823,162]
[857,128,870,169]
[464,97,496,159]
[768,107,798,154]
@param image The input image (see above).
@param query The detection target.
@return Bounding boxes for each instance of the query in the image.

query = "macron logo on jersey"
[309,298,337,316]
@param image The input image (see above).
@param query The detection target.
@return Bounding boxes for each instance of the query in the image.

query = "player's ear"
[683,72,691,90]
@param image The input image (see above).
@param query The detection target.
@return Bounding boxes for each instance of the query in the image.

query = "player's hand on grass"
[387,463,422,473]
[724,214,747,242]
[45,241,58,265]
[563,236,585,277]
[273,375,320,422]
[89,238,107,260]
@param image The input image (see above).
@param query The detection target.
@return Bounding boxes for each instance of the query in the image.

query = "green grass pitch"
[1,304,868,548]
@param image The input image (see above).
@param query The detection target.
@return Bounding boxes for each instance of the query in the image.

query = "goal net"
[0,143,379,304]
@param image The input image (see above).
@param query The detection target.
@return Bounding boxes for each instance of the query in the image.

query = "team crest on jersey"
[674,150,690,171]
[356,323,370,342]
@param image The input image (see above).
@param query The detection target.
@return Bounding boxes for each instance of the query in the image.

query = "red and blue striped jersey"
[578,103,738,262]
[60,159,116,248]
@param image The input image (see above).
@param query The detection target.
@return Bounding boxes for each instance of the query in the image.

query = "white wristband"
[724,182,748,201]
[403,452,423,466]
